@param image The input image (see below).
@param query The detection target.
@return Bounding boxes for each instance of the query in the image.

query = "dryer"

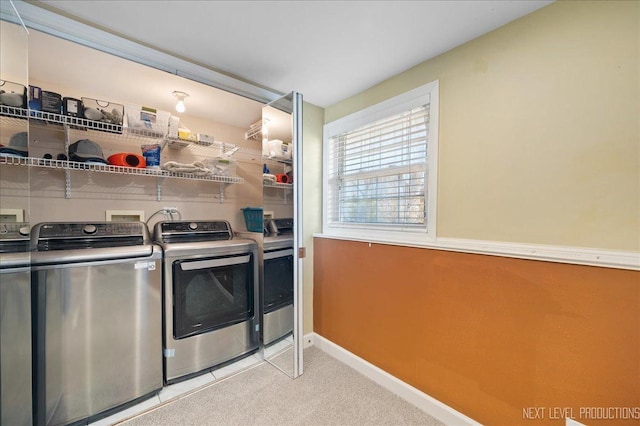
[154,220,259,384]
[262,218,294,346]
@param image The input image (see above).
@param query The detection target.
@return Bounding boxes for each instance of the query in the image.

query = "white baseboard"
[311,333,480,426]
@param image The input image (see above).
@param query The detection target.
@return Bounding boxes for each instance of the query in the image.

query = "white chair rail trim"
[314,234,640,271]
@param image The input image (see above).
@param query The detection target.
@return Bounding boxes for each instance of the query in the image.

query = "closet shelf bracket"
[156,177,164,201]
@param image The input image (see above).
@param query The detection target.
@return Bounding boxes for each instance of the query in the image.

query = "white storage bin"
[266,139,292,160]
[202,157,237,177]
[124,104,170,137]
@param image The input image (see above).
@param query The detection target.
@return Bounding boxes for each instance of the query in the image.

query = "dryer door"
[173,253,255,339]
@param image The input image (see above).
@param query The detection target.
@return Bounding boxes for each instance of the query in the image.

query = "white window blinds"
[327,103,430,230]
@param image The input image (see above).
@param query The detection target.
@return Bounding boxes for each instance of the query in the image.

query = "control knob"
[83,224,98,235]
[188,222,198,231]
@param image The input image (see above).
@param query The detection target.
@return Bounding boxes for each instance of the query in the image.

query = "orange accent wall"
[313,238,640,426]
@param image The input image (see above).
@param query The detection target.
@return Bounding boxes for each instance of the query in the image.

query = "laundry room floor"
[88,341,275,426]
[94,343,445,426]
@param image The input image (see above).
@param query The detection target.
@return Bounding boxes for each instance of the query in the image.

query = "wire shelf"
[245,119,265,141]
[263,155,292,165]
[0,156,245,184]
[1,106,167,139]
[164,137,236,152]
[1,107,248,201]
[0,105,29,120]
[264,181,293,189]
[1,106,253,160]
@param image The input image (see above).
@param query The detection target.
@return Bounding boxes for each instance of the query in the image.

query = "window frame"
[322,80,439,245]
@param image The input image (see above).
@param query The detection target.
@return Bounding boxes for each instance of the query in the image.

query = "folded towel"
[263,173,277,183]
[162,161,211,176]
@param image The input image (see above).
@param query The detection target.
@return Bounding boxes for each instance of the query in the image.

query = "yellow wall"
[314,1,640,423]
[324,0,639,251]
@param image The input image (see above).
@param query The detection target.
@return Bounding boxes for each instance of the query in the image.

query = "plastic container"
[241,207,264,232]
[266,139,292,160]
[28,85,42,111]
[41,91,62,114]
[125,104,170,137]
[81,97,124,124]
[141,144,161,169]
[168,115,180,138]
[202,157,237,177]
[0,80,27,110]
[63,97,83,118]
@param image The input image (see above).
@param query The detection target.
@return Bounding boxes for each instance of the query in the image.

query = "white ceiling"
[35,0,553,108]
[26,29,266,129]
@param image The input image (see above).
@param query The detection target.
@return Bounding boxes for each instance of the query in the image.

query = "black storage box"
[41,91,62,114]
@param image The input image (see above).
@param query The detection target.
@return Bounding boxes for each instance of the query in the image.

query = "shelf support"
[65,169,71,198]
[156,177,164,201]
[64,121,72,198]
[218,183,225,203]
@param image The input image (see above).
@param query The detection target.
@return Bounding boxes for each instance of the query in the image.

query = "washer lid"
[264,234,294,250]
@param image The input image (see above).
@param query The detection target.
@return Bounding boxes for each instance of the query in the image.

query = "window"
[323,81,438,244]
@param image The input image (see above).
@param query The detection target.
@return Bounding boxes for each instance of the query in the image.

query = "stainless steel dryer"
[0,222,32,426]
[154,220,259,384]
[30,222,162,426]
[263,218,294,346]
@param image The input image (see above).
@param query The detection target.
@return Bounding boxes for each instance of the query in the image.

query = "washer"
[0,222,32,426]
[262,218,294,346]
[154,220,259,384]
[30,222,162,426]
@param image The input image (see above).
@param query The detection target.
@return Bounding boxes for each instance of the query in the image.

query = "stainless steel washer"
[0,222,32,426]
[263,218,294,346]
[154,220,259,384]
[30,222,162,426]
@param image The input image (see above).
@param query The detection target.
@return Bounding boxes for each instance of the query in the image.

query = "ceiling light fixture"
[172,91,188,113]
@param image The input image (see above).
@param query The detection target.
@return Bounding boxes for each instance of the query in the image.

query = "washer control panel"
[0,222,30,239]
[31,222,151,251]
[155,220,233,243]
[0,222,31,254]
[36,222,145,239]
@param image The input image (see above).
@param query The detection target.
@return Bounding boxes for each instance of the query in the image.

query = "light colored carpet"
[119,347,446,426]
